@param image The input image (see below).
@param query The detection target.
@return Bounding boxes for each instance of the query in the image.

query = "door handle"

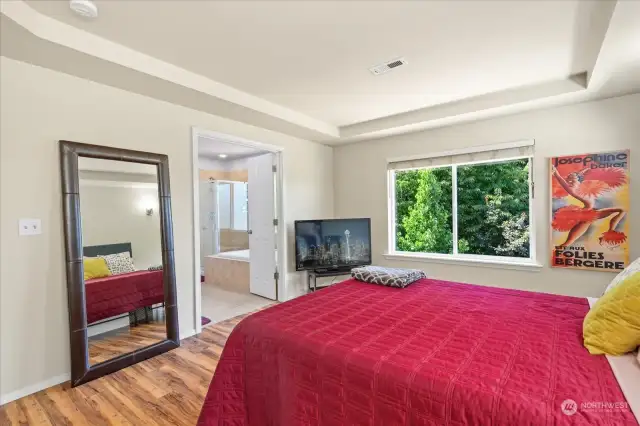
[247,229,253,235]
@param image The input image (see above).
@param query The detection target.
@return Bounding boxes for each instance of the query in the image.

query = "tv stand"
[307,267,358,292]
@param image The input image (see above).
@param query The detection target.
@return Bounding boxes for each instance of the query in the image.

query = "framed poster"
[550,150,630,271]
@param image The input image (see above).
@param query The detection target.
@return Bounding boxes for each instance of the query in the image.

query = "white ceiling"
[25,0,583,126]
[3,0,639,144]
[198,136,267,160]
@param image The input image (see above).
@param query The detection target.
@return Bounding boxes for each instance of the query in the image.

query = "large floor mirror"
[60,141,179,386]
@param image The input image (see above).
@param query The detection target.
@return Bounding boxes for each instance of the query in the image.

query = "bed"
[84,243,164,324]
[197,278,638,425]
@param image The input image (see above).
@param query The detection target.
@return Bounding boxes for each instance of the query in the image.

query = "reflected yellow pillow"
[83,257,111,281]
[583,272,640,355]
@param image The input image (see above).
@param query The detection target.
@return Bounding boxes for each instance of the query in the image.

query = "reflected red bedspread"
[85,270,164,323]
[198,278,637,426]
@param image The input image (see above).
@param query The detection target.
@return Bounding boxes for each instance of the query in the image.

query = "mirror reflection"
[78,157,165,365]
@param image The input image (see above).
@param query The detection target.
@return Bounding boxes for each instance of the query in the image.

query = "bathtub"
[213,249,250,261]
[204,250,250,293]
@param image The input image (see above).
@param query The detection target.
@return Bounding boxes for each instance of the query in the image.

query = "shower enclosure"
[199,179,249,268]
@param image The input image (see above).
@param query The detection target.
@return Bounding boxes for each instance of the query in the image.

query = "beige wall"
[80,184,163,270]
[0,57,333,400]
[219,229,249,252]
[334,93,640,298]
[199,169,248,182]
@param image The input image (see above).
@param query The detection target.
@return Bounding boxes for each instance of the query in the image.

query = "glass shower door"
[199,180,219,267]
[201,179,248,262]
[232,182,248,232]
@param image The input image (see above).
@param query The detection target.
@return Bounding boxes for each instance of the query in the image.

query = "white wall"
[79,184,162,270]
[334,93,640,297]
[199,156,248,171]
[0,57,333,402]
[199,156,226,170]
[227,158,248,171]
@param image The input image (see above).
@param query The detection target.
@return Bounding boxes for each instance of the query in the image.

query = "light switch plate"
[19,218,42,236]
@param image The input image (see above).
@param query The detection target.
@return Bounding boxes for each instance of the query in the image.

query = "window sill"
[383,252,543,272]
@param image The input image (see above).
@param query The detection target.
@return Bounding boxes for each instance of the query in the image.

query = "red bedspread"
[85,270,164,324]
[198,278,637,426]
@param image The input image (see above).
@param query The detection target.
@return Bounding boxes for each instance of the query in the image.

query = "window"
[216,181,248,231]
[388,142,535,262]
[232,182,248,231]
[395,167,453,254]
[217,182,231,229]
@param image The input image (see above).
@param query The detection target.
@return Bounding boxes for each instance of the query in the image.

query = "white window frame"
[386,142,541,271]
[214,179,249,232]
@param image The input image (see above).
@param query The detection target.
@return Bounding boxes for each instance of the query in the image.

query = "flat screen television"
[295,218,371,271]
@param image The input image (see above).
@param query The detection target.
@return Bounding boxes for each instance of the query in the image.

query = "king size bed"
[197,277,638,425]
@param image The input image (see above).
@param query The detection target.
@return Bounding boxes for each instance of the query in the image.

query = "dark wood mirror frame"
[59,140,179,387]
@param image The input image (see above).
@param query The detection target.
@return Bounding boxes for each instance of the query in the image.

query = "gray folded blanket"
[351,265,426,288]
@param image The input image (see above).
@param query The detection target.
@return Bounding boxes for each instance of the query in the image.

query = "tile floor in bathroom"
[201,283,274,324]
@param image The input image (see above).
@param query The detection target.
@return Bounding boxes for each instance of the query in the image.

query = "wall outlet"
[19,218,42,236]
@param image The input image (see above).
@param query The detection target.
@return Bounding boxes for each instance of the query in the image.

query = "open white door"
[247,153,277,300]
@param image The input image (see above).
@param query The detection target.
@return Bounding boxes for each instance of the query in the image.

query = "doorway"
[192,128,284,334]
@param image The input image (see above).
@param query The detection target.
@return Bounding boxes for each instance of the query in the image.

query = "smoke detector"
[369,58,408,76]
[70,0,98,19]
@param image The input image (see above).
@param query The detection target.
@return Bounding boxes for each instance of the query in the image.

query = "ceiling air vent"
[369,58,408,76]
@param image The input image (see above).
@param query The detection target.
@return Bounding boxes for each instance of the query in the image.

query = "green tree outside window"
[394,159,530,258]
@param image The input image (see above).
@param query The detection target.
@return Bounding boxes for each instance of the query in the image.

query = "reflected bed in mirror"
[82,243,165,365]
[60,141,178,386]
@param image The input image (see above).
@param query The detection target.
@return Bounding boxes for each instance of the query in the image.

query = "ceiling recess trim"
[1,0,627,146]
[341,74,588,138]
[0,0,339,140]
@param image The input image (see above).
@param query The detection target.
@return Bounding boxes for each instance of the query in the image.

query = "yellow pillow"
[583,272,640,355]
[83,257,111,281]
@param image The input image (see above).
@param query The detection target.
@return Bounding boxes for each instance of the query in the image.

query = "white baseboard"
[181,329,197,339]
[87,317,129,337]
[0,373,70,406]
[1,331,197,406]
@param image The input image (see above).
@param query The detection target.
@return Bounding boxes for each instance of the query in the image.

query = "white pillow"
[99,252,135,275]
[604,257,640,295]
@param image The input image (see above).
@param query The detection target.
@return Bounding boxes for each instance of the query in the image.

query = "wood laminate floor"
[89,320,167,365]
[0,313,248,426]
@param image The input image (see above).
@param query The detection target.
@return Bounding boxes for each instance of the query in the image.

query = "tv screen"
[295,218,371,271]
